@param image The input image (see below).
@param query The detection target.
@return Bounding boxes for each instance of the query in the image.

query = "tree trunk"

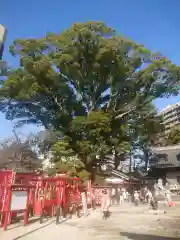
[90,169,96,183]
[114,154,125,170]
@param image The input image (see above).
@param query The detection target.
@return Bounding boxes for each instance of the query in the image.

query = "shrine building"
[149,145,180,186]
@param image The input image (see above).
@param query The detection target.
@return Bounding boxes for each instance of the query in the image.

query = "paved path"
[1,203,180,240]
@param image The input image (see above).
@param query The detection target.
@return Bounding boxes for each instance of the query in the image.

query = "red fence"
[0,171,84,230]
[0,171,112,231]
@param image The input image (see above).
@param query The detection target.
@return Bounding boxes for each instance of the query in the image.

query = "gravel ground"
[1,203,180,240]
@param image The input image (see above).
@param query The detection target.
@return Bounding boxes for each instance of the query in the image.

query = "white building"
[0,24,7,57]
[0,24,7,75]
[159,102,180,134]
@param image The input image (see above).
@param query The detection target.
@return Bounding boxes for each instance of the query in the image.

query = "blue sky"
[1,0,180,138]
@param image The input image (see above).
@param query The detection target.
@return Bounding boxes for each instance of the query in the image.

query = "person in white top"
[101,188,111,219]
[123,189,127,200]
[165,190,172,205]
[116,188,121,205]
[134,190,140,205]
[146,189,153,205]
[111,188,116,205]
[119,188,124,205]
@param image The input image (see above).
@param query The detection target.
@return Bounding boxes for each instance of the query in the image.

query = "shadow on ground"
[12,219,68,240]
[120,232,180,240]
[7,217,49,231]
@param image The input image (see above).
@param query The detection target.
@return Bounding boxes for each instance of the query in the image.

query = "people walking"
[119,188,124,205]
[134,190,140,206]
[165,189,172,206]
[127,191,131,202]
[146,189,153,205]
[123,189,126,201]
[111,188,116,205]
[116,188,121,205]
[101,188,111,220]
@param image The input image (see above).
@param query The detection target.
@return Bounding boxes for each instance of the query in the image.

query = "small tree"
[168,126,180,145]
[0,131,41,172]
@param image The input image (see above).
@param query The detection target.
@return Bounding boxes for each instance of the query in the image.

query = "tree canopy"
[168,126,180,145]
[0,21,180,179]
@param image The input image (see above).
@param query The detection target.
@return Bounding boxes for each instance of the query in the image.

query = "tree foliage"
[168,126,180,145]
[135,104,164,145]
[48,155,90,181]
[1,22,179,127]
[48,111,130,180]
[0,21,180,178]
[132,103,165,171]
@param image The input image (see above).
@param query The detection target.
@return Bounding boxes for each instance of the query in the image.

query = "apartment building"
[0,24,7,59]
[159,102,180,134]
[0,24,7,76]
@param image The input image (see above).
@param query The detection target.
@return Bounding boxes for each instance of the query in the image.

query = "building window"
[177,153,180,161]
[149,156,158,164]
[156,153,168,162]
[177,176,180,184]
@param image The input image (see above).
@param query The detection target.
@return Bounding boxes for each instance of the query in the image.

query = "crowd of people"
[101,187,132,220]
[111,187,130,205]
[100,185,173,219]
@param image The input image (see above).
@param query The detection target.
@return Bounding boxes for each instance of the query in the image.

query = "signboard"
[10,191,28,211]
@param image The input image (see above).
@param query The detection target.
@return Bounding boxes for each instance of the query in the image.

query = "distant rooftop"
[150,144,180,168]
[152,145,180,151]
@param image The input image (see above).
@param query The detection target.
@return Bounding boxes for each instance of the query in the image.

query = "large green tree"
[1,22,179,127]
[0,22,180,178]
